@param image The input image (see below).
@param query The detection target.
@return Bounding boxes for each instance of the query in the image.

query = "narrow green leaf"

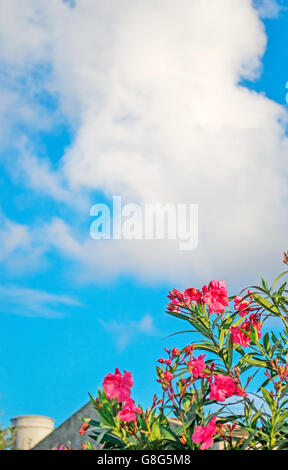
[272,270,288,291]
[261,387,274,412]
[252,294,280,314]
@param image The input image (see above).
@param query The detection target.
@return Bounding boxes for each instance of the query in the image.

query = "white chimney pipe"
[11,415,54,450]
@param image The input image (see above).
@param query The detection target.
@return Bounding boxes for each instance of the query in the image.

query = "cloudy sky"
[0,0,288,429]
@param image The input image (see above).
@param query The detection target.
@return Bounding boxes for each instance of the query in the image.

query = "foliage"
[0,424,15,450]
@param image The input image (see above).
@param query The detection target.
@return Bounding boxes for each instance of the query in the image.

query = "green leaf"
[191,342,219,354]
[184,318,211,339]
[240,430,257,450]
[151,421,162,441]
[226,333,233,368]
[166,310,190,321]
[252,294,280,315]
[261,278,268,290]
[93,408,116,428]
[250,410,262,429]
[90,431,126,448]
[271,331,278,343]
[261,387,274,412]
[263,332,271,356]
[83,440,94,450]
[163,330,198,340]
[271,338,282,356]
[276,438,288,450]
[245,358,271,368]
[232,316,249,328]
[158,425,180,443]
[157,412,169,428]
[272,270,288,291]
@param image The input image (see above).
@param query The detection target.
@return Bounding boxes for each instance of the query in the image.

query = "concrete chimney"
[11,415,54,450]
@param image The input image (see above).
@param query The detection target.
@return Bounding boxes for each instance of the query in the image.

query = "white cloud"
[0,0,287,287]
[254,0,281,18]
[100,314,156,351]
[0,284,81,318]
[12,144,78,206]
[0,215,30,260]
[0,213,49,276]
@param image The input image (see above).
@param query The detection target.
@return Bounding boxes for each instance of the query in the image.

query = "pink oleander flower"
[164,371,173,382]
[103,368,133,403]
[234,386,248,398]
[231,314,262,348]
[167,288,184,302]
[167,299,181,313]
[167,289,186,312]
[118,398,142,422]
[249,312,262,329]
[172,347,180,357]
[184,288,203,304]
[209,374,236,402]
[234,296,252,317]
[192,416,217,450]
[157,370,174,390]
[202,280,229,315]
[189,354,207,379]
[157,358,171,365]
[230,324,251,348]
[184,345,194,356]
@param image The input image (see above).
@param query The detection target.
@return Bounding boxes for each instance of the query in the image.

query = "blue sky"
[0,0,288,430]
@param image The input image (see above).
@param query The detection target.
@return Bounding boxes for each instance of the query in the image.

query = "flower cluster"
[103,367,133,402]
[192,416,217,450]
[84,265,288,451]
[167,289,186,313]
[158,346,245,405]
[202,281,229,314]
[157,346,210,393]
[167,280,229,315]
[209,374,246,402]
[230,294,262,348]
[155,344,247,449]
[167,282,263,350]
[234,295,253,317]
[103,368,141,422]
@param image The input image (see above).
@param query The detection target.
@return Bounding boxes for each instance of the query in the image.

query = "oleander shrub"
[79,252,288,450]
